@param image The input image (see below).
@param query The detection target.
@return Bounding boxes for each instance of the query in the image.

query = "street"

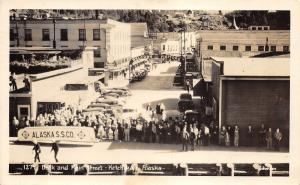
[127,61,184,111]
[9,62,288,164]
[9,141,288,164]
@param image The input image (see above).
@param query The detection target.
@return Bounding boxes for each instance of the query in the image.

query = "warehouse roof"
[212,57,290,77]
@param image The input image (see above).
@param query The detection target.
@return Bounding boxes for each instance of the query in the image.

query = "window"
[94,47,101,57]
[60,29,68,41]
[283,45,289,52]
[163,45,165,51]
[94,62,104,68]
[17,105,30,120]
[10,29,14,41]
[271,45,277,52]
[93,29,100,40]
[264,26,269,30]
[42,29,50,41]
[220,45,226,51]
[79,29,86,41]
[252,27,257,30]
[207,45,213,50]
[258,45,265,51]
[24,29,32,41]
[245,45,251,51]
[233,45,239,51]
[258,27,262,30]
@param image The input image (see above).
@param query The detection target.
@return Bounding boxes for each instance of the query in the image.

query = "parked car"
[82,107,105,113]
[88,103,111,109]
[101,92,120,98]
[178,93,194,112]
[103,89,131,96]
[184,110,200,124]
[179,93,192,100]
[93,99,119,105]
[97,97,126,106]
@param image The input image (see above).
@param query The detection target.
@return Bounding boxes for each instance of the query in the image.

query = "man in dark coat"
[190,129,196,151]
[246,125,254,147]
[51,140,59,162]
[32,140,41,163]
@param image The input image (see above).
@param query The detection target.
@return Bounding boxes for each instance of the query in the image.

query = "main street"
[9,62,288,164]
[126,61,184,113]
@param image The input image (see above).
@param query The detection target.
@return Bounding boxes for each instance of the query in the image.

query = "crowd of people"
[10,101,285,152]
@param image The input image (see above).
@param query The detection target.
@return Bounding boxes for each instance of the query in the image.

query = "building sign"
[18,126,96,143]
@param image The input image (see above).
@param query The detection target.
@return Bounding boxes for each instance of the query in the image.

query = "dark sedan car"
[178,93,194,112]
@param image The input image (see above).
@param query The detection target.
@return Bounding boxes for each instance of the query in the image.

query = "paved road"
[126,62,185,112]
[129,62,181,90]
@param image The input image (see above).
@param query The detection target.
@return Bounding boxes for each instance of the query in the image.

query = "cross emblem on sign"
[22,131,30,139]
[77,131,86,139]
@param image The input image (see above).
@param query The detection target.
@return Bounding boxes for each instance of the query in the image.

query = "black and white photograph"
[1,0,300,184]
[7,8,290,166]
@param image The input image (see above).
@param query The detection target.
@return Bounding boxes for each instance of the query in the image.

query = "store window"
[245,45,251,51]
[79,29,86,41]
[233,45,239,51]
[42,29,50,41]
[220,45,226,51]
[61,29,68,41]
[93,29,100,40]
[94,47,101,57]
[258,45,265,51]
[271,45,277,52]
[283,45,289,52]
[24,29,32,41]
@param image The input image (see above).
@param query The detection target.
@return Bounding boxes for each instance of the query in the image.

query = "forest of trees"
[225,11,290,30]
[11,10,290,32]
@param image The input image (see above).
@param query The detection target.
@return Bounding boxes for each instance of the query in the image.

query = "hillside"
[10,10,290,32]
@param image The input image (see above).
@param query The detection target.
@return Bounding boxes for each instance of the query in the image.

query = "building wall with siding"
[221,79,289,146]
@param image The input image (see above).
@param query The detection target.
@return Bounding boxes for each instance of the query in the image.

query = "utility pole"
[53,19,56,49]
[183,27,186,75]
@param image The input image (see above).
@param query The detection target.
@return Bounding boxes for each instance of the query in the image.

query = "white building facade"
[10,19,131,85]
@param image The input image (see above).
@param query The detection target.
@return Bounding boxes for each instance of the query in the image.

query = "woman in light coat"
[233,125,239,147]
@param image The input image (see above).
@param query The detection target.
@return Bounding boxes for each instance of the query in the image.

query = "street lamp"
[53,19,56,49]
